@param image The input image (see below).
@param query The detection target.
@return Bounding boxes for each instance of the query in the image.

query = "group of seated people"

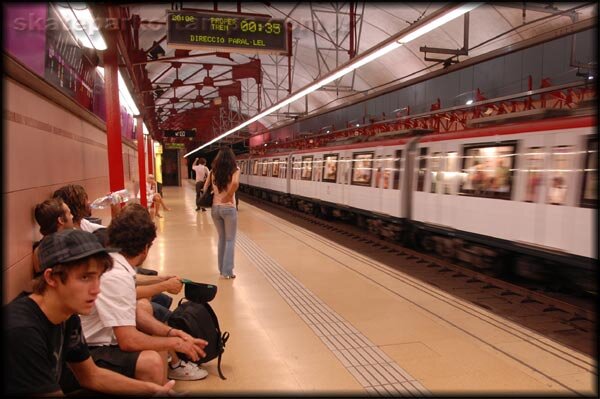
[5,184,207,396]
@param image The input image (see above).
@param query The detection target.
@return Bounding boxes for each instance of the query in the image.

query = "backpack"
[168,299,230,379]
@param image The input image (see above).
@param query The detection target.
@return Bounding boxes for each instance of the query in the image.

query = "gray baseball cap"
[38,229,119,271]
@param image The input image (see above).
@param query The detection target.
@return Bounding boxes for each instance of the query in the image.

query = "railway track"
[240,193,597,358]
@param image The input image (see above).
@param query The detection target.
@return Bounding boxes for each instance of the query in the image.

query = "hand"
[163,277,183,294]
[171,330,208,362]
[153,380,177,396]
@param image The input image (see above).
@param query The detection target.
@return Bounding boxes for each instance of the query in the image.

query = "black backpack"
[168,298,230,379]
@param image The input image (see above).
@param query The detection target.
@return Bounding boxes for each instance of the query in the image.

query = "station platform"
[145,181,596,396]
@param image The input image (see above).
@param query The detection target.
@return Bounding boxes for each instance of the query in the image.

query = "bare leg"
[135,350,167,384]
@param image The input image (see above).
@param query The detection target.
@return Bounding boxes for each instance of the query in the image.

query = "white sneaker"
[168,360,208,381]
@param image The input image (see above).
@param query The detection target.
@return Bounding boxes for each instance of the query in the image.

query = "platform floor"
[144,182,596,396]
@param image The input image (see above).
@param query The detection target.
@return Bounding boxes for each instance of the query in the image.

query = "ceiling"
[117,2,597,149]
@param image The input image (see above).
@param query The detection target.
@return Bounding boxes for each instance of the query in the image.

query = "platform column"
[103,42,125,196]
[136,116,147,208]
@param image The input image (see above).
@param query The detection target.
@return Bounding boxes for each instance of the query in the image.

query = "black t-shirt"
[4,295,90,396]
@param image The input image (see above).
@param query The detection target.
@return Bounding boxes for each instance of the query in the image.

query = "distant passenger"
[192,157,210,212]
[147,174,171,218]
[32,198,75,274]
[79,203,209,382]
[203,147,240,279]
[53,184,104,233]
[4,229,176,396]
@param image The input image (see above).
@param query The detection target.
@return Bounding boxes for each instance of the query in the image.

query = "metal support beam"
[420,12,469,58]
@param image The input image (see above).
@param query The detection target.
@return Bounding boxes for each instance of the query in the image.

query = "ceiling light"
[588,75,594,80]
[184,3,482,158]
[397,3,482,44]
[96,67,140,115]
[466,99,474,105]
[55,3,107,50]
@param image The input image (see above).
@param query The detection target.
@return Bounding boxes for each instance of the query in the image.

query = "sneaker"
[220,274,236,279]
[201,208,207,212]
[168,360,208,381]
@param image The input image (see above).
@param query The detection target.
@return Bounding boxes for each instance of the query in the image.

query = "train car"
[240,111,597,296]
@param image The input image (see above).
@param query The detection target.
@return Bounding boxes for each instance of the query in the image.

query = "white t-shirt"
[192,164,209,183]
[80,253,137,346]
[80,218,105,233]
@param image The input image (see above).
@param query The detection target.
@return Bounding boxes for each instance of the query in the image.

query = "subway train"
[237,110,597,296]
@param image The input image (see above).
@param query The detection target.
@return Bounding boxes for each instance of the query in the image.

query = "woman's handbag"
[197,172,214,208]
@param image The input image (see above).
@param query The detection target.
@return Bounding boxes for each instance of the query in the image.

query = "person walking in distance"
[203,147,240,279]
[192,158,210,212]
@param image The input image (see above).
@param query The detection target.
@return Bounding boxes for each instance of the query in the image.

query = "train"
[237,110,597,296]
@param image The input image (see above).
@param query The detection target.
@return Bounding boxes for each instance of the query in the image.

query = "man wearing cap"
[4,229,177,396]
[80,203,209,381]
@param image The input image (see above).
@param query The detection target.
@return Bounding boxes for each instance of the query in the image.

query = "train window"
[547,145,573,205]
[323,154,338,183]
[460,141,516,200]
[341,157,351,184]
[443,152,458,195]
[282,158,287,179]
[524,147,544,203]
[252,160,259,175]
[382,155,393,189]
[580,137,597,208]
[293,158,302,180]
[261,160,268,176]
[430,152,443,193]
[374,155,384,188]
[314,159,322,181]
[351,151,374,186]
[301,156,313,180]
[416,148,428,192]
[393,150,402,190]
[272,158,280,177]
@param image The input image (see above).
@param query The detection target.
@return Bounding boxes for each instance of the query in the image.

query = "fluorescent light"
[588,75,594,80]
[398,3,482,44]
[466,99,474,105]
[96,67,140,115]
[184,3,482,157]
[55,3,107,50]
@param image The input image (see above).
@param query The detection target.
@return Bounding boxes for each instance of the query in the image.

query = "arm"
[202,171,211,192]
[69,357,175,395]
[135,274,169,286]
[136,278,182,299]
[113,325,207,362]
[222,169,240,203]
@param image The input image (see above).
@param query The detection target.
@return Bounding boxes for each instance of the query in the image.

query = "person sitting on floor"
[79,203,209,381]
[53,184,104,233]
[4,229,176,396]
[32,197,75,274]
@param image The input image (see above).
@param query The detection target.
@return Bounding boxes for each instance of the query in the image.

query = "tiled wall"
[3,77,138,303]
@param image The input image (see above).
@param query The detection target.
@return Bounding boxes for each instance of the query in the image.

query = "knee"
[136,298,153,316]
[135,350,166,384]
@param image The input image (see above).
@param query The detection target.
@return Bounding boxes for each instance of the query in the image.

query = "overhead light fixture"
[96,67,140,115]
[184,3,482,158]
[466,99,474,105]
[55,3,107,50]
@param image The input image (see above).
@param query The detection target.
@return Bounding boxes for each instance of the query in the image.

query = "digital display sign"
[164,129,196,138]
[167,10,287,55]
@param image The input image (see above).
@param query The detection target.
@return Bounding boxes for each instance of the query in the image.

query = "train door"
[402,138,420,221]
[439,143,460,229]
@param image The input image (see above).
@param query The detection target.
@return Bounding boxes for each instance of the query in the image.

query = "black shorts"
[89,346,141,378]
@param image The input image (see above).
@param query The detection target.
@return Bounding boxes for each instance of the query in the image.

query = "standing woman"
[204,147,240,279]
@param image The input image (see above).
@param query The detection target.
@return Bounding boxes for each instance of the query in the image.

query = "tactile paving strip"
[238,232,430,396]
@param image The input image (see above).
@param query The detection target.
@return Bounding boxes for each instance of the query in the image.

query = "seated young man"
[32,197,75,274]
[4,229,176,396]
[53,184,104,233]
[80,203,208,381]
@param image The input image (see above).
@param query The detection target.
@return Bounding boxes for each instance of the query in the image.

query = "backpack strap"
[216,332,230,380]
